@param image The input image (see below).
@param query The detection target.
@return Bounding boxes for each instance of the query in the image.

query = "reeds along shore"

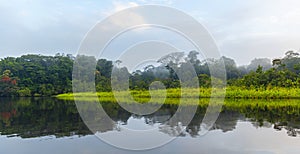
[56,87,300,100]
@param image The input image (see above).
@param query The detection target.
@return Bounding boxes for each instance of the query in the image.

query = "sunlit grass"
[56,87,300,114]
[56,93,300,115]
[57,87,300,101]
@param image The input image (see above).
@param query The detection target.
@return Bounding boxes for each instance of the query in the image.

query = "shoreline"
[56,87,300,100]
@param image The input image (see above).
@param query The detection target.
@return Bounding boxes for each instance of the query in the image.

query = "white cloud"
[103,1,139,16]
[102,0,175,17]
[137,0,174,5]
[98,1,149,33]
[194,0,300,64]
[1,0,300,65]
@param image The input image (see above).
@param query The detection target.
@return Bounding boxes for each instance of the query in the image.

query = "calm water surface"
[0,98,300,154]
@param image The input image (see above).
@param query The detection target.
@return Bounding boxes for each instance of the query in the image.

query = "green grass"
[56,96,300,115]
[56,87,300,114]
[57,87,300,101]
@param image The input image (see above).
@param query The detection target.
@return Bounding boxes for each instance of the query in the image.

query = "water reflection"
[1,98,300,139]
[0,98,91,138]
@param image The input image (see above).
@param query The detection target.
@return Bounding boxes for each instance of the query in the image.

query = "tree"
[158,52,185,80]
[272,59,282,67]
[206,56,240,79]
[247,58,272,72]
[281,51,300,73]
[0,70,19,97]
[96,59,113,78]
[285,50,299,59]
[186,50,200,66]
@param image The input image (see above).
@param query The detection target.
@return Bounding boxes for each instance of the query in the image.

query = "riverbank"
[56,87,300,101]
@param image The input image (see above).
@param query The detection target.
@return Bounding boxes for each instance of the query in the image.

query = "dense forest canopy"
[0,51,300,97]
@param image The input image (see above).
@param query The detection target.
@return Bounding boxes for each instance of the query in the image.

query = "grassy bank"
[56,94,300,113]
[56,87,300,101]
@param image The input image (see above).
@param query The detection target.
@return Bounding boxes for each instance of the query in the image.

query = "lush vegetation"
[1,50,300,97]
[57,87,300,102]
[0,54,74,97]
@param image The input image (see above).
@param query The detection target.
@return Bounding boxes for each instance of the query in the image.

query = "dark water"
[1,98,300,153]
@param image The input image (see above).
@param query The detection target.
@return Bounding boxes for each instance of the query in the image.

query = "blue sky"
[1,0,300,65]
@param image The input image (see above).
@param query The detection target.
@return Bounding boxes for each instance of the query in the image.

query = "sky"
[0,0,300,65]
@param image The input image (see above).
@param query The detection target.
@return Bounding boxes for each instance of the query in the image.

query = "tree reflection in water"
[1,98,300,138]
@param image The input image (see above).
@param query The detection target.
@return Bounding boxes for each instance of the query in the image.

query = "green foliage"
[0,70,19,97]
[0,54,74,96]
[1,50,300,97]
[17,88,31,97]
[231,66,299,89]
[57,86,300,101]
[0,54,114,96]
